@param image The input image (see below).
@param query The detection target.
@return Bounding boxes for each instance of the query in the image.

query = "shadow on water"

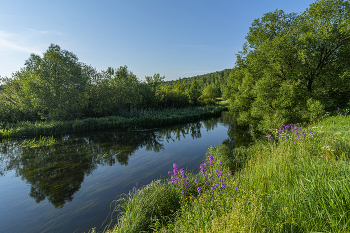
[0,112,252,232]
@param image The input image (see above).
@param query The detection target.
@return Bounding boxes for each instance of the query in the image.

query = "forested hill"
[164,69,231,89]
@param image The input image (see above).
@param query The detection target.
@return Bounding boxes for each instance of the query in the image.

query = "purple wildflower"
[197,187,203,196]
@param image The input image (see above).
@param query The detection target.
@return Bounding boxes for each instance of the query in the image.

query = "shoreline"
[0,106,227,139]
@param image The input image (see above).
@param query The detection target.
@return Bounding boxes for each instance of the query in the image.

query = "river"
[0,112,251,233]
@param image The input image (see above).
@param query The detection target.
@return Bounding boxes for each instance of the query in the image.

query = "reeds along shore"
[0,106,226,139]
[109,112,350,232]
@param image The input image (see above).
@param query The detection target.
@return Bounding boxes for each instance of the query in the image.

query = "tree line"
[223,0,350,133]
[0,44,225,123]
[159,69,230,106]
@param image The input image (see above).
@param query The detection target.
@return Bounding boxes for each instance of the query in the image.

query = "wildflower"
[217,170,224,177]
[227,171,232,179]
[173,163,178,175]
[197,187,203,196]
[234,185,239,192]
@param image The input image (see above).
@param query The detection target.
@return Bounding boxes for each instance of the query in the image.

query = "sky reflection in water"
[0,113,251,233]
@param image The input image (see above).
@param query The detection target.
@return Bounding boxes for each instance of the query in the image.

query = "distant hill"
[164,69,231,89]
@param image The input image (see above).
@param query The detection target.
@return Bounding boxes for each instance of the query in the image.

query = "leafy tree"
[188,80,202,105]
[200,83,220,105]
[145,73,165,93]
[18,44,89,121]
[224,0,350,133]
[112,65,140,111]
[83,65,115,117]
[157,84,189,108]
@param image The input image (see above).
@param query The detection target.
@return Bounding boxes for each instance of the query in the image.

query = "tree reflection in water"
[0,119,225,208]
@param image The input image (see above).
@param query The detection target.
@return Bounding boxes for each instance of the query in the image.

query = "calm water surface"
[0,112,251,233]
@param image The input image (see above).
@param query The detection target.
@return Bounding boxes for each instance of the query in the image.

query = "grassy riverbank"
[107,113,350,232]
[0,106,226,139]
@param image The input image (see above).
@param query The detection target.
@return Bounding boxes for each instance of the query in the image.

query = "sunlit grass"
[105,113,350,232]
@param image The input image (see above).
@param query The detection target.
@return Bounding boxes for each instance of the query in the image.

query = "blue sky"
[1,0,316,81]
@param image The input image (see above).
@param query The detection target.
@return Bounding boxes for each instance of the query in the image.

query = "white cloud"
[25,28,66,36]
[0,31,42,54]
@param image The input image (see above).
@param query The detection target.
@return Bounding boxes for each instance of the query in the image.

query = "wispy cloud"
[0,31,41,54]
[25,28,66,36]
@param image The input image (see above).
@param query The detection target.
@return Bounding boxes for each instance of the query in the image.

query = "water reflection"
[0,120,220,208]
[221,112,253,149]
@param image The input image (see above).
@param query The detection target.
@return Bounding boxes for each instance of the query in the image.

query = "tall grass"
[106,113,350,232]
[165,114,350,232]
[109,180,181,233]
[0,106,226,139]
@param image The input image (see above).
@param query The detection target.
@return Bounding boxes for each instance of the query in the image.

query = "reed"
[21,135,56,148]
[0,106,226,139]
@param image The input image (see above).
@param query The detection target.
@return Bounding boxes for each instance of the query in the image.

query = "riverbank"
[0,105,227,139]
[108,113,350,232]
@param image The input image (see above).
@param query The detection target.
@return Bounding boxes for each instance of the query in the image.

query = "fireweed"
[267,124,315,143]
[168,156,233,202]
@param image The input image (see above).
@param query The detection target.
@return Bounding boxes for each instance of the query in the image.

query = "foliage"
[156,84,190,108]
[17,44,89,121]
[224,0,350,133]
[165,69,231,96]
[1,44,222,124]
[200,84,220,105]
[188,80,202,105]
[0,76,39,122]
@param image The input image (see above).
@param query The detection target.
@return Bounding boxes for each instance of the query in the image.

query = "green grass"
[106,113,350,233]
[105,180,181,233]
[21,135,56,148]
[0,106,226,139]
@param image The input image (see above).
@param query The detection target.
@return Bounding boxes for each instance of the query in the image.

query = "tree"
[188,80,202,105]
[200,83,220,105]
[18,44,89,121]
[145,73,165,93]
[224,0,350,133]
[111,65,140,110]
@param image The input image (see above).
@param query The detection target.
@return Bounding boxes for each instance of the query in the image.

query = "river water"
[0,112,251,233]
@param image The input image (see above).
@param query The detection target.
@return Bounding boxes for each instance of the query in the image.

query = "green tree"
[0,76,37,122]
[200,83,220,105]
[112,65,140,111]
[145,73,165,93]
[18,44,89,121]
[188,80,202,105]
[224,0,350,133]
[83,65,115,117]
